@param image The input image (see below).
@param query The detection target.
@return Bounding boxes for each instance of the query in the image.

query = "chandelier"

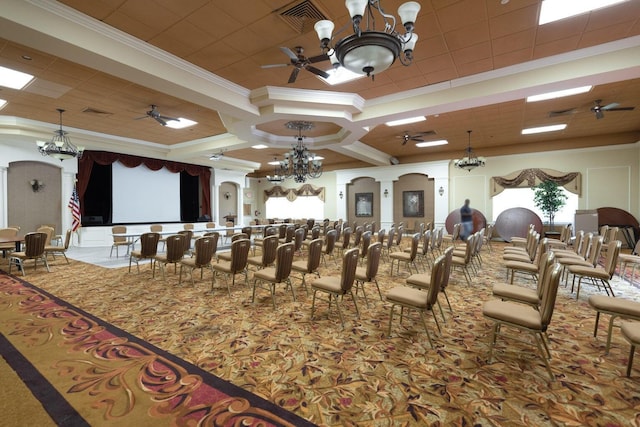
[266,157,285,184]
[454,130,486,172]
[269,121,323,184]
[314,0,420,78]
[37,109,84,161]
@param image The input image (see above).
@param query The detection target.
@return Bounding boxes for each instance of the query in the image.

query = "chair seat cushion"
[212,261,232,273]
[254,267,276,281]
[390,252,410,261]
[492,283,538,305]
[130,250,143,257]
[354,267,367,281]
[406,273,432,288]
[621,321,640,345]
[503,253,534,262]
[482,300,542,329]
[619,254,640,264]
[505,260,537,271]
[291,260,307,272]
[568,265,607,278]
[386,286,428,308]
[311,276,342,293]
[218,252,232,261]
[588,295,640,317]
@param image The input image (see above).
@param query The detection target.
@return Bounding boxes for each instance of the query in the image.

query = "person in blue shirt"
[460,199,473,241]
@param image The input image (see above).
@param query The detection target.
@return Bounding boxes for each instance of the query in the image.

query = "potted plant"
[533,180,567,231]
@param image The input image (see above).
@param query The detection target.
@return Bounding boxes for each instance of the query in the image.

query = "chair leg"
[627,344,636,377]
[419,311,434,349]
[605,314,619,355]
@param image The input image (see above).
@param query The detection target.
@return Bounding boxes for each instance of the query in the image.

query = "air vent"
[82,107,112,116]
[277,0,328,34]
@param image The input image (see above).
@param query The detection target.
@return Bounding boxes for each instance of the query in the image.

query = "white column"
[0,166,7,227]
[61,171,76,232]
[336,182,347,220]
[380,181,394,230]
[434,177,449,229]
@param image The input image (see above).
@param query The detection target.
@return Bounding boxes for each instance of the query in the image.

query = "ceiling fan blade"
[154,116,168,126]
[305,65,330,79]
[261,63,289,69]
[159,115,179,122]
[280,47,298,61]
[606,106,635,111]
[548,108,577,117]
[601,102,620,110]
[411,137,425,142]
[134,115,149,120]
[288,67,300,84]
[307,53,330,64]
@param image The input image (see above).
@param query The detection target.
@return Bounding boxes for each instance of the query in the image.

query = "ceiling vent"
[276,0,328,34]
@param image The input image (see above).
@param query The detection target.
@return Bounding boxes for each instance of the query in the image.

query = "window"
[266,196,324,220]
[492,187,578,224]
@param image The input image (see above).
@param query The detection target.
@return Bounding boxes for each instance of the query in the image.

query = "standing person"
[460,199,473,241]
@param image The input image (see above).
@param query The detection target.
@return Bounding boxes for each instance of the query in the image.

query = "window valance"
[490,168,581,197]
[264,184,325,202]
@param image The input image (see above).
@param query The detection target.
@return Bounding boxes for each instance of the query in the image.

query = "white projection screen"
[112,161,181,223]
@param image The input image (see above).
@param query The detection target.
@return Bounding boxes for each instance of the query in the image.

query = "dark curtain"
[77,150,211,218]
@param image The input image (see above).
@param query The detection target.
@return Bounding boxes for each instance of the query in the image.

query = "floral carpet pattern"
[2,239,640,426]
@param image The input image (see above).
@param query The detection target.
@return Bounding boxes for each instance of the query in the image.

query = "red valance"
[77,150,211,216]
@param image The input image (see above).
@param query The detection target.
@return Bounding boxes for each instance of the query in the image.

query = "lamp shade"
[346,0,368,18]
[314,20,334,42]
[404,33,418,52]
[336,32,401,75]
[398,1,421,26]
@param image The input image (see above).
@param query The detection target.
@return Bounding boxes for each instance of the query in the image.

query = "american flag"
[68,185,81,232]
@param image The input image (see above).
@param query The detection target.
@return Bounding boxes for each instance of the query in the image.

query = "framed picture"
[355,192,373,217]
[403,190,424,217]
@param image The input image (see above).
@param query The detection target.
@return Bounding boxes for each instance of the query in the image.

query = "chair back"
[262,226,276,237]
[407,233,420,260]
[421,230,431,255]
[0,227,19,238]
[294,227,305,252]
[340,248,360,293]
[230,239,251,273]
[36,226,54,244]
[178,230,193,251]
[606,227,619,244]
[310,226,321,240]
[535,251,557,299]
[539,263,563,328]
[352,226,364,248]
[112,226,127,243]
[193,236,216,266]
[150,224,163,233]
[225,221,234,237]
[585,235,604,266]
[440,246,454,291]
[274,243,295,282]
[386,228,396,250]
[206,222,216,229]
[462,233,476,263]
[395,227,404,244]
[184,223,195,231]
[278,224,288,239]
[427,254,445,307]
[24,232,47,257]
[139,232,160,257]
[241,226,252,239]
[377,228,386,244]
[62,229,72,249]
[578,232,593,259]
[261,235,279,266]
[284,225,295,243]
[364,242,382,280]
[324,229,337,254]
[360,231,372,259]
[231,233,248,243]
[341,227,352,247]
[306,238,323,272]
[603,240,622,278]
[164,234,186,263]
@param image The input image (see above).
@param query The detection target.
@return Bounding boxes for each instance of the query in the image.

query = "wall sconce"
[339,191,343,199]
[30,179,45,192]
[224,191,231,200]
[384,189,389,198]
[438,186,444,196]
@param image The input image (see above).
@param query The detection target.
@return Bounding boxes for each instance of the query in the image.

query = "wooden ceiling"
[0,0,639,176]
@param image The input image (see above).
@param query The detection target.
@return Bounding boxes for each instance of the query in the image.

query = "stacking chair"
[450,233,476,285]
[9,232,49,276]
[291,238,323,294]
[321,229,338,266]
[483,223,494,252]
[40,223,62,246]
[337,227,352,255]
[247,235,278,270]
[153,234,186,279]
[0,227,19,259]
[252,242,296,309]
[129,232,160,273]
[588,295,640,355]
[504,238,549,284]
[558,234,602,285]
[293,227,306,256]
[493,251,556,308]
[253,226,277,255]
[510,224,536,247]
[382,227,396,262]
[407,229,432,269]
[377,228,386,245]
[109,225,133,258]
[279,225,295,245]
[358,231,372,264]
[211,238,251,296]
[389,233,420,276]
[405,246,454,322]
[177,229,194,255]
[36,225,55,247]
[352,226,364,251]
[44,229,71,263]
[442,223,460,247]
[311,247,360,328]
[385,253,445,348]
[179,236,216,286]
[482,263,563,380]
[354,242,383,305]
[568,240,621,299]
[223,221,235,244]
[302,226,321,250]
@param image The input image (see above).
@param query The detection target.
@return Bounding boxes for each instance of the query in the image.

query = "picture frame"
[403,190,424,217]
[355,192,373,217]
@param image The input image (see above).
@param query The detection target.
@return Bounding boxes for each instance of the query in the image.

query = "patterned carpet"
[2,238,639,426]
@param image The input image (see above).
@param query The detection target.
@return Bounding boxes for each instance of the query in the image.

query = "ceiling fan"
[590,99,635,119]
[135,105,179,126]
[261,46,329,84]
[396,131,436,145]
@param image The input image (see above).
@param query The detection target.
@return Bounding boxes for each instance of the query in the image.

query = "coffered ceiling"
[0,0,639,176]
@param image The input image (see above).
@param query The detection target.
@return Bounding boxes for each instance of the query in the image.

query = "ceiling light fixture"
[385,115,426,126]
[415,139,448,148]
[165,117,197,129]
[0,65,34,90]
[270,121,323,183]
[539,0,629,25]
[454,130,485,172]
[314,0,420,78]
[521,124,567,134]
[36,109,84,161]
[527,86,592,102]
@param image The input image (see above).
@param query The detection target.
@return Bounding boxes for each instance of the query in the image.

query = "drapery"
[490,168,581,197]
[264,184,325,202]
[77,150,211,216]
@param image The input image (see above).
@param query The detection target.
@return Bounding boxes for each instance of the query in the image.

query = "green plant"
[533,180,567,230]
